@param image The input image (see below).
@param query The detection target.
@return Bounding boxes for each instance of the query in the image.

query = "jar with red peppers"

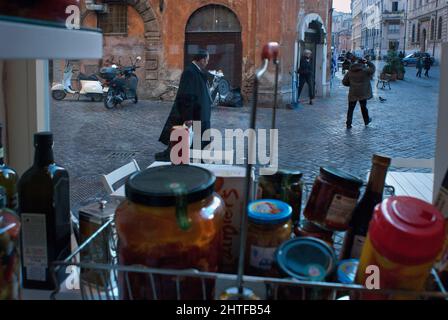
[304,167,363,231]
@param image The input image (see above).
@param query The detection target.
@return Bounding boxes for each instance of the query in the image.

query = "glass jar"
[0,187,21,300]
[294,219,334,248]
[304,167,363,231]
[275,237,337,300]
[246,200,292,277]
[257,169,303,226]
[115,165,224,300]
[356,196,445,300]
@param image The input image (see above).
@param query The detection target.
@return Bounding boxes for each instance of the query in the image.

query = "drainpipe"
[403,0,408,55]
[433,0,438,57]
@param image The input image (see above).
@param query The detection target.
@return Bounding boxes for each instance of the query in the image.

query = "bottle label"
[250,245,276,271]
[326,194,358,225]
[350,235,366,259]
[21,214,48,282]
[435,186,448,218]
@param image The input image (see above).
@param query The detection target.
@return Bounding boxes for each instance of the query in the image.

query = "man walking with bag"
[155,49,212,161]
[342,55,375,129]
[297,49,315,105]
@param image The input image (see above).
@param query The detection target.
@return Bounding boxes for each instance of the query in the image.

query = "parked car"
[402,52,435,66]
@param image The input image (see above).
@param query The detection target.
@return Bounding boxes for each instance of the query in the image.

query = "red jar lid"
[369,196,446,265]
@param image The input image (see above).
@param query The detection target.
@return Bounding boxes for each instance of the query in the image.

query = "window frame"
[98,3,128,36]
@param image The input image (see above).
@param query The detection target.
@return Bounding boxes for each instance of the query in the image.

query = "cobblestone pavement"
[51,63,441,212]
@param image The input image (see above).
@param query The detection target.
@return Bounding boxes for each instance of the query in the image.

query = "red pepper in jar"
[304,167,363,231]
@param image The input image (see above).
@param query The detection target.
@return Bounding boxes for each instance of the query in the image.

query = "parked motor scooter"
[51,62,104,102]
[101,56,141,109]
[208,70,231,107]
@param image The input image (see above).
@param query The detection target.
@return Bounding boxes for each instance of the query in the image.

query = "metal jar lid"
[125,165,216,207]
[320,167,363,189]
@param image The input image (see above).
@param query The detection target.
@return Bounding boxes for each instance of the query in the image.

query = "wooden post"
[4,59,50,175]
[434,43,448,202]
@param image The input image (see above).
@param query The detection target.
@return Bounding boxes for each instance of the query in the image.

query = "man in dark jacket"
[423,56,432,78]
[342,56,375,129]
[297,49,315,105]
[155,49,212,161]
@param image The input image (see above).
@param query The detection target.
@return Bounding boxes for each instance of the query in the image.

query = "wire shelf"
[50,181,448,300]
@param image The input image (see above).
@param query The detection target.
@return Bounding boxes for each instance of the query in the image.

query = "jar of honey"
[356,196,446,300]
[115,165,224,300]
[246,200,292,277]
[304,167,363,231]
[257,169,303,226]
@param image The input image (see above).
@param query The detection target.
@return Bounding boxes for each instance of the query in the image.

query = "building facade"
[332,11,353,53]
[62,0,333,106]
[406,0,448,61]
[351,0,408,58]
[352,0,363,54]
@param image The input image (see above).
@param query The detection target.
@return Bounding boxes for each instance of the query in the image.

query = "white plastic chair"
[101,159,140,194]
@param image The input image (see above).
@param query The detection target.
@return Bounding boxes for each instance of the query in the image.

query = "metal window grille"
[98,4,128,35]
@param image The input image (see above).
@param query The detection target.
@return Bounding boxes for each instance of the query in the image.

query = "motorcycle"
[51,62,104,102]
[208,70,231,107]
[101,56,141,109]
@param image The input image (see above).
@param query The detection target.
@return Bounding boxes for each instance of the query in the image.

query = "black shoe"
[365,117,372,126]
[346,124,352,129]
[155,147,171,161]
[309,100,313,105]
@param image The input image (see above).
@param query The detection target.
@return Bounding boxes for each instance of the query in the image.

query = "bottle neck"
[34,145,54,167]
[366,163,389,195]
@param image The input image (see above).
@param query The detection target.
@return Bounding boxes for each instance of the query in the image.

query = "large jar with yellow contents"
[115,165,224,300]
[356,196,446,300]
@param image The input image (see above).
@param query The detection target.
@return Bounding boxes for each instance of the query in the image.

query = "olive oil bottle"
[18,132,71,290]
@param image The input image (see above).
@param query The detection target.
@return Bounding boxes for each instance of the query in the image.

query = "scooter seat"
[79,73,99,81]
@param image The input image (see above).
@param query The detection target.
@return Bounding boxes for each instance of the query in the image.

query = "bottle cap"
[369,196,445,265]
[34,132,54,146]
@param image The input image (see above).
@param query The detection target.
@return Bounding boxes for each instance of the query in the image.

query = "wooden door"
[185,32,242,89]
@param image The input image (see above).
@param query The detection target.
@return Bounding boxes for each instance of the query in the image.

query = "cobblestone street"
[51,64,441,212]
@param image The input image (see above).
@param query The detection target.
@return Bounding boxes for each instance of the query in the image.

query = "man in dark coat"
[155,50,212,161]
[297,49,315,105]
[423,56,432,78]
[342,56,375,129]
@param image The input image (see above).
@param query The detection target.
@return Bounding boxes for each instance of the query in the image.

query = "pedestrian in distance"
[423,56,431,78]
[155,49,213,161]
[342,55,375,129]
[416,57,423,78]
[297,49,315,106]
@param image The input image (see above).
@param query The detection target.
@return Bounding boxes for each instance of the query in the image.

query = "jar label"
[326,194,358,225]
[21,213,48,282]
[435,186,448,218]
[249,245,277,271]
[350,235,366,259]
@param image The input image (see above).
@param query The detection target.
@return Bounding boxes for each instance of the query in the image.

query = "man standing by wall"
[295,49,315,107]
[155,49,212,161]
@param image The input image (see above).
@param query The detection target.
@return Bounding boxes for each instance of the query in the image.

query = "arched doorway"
[185,5,242,89]
[293,13,327,104]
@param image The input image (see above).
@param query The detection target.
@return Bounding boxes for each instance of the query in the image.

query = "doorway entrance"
[185,5,242,89]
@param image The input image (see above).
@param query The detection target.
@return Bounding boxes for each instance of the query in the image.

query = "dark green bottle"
[18,132,71,290]
[0,124,18,211]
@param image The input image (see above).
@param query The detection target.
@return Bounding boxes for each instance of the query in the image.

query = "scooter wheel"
[52,90,66,101]
[91,94,103,102]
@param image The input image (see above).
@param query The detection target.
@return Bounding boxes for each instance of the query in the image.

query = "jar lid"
[125,165,216,207]
[320,167,363,188]
[369,196,446,265]
[275,237,336,281]
[248,199,292,224]
[337,259,359,284]
[260,169,303,182]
